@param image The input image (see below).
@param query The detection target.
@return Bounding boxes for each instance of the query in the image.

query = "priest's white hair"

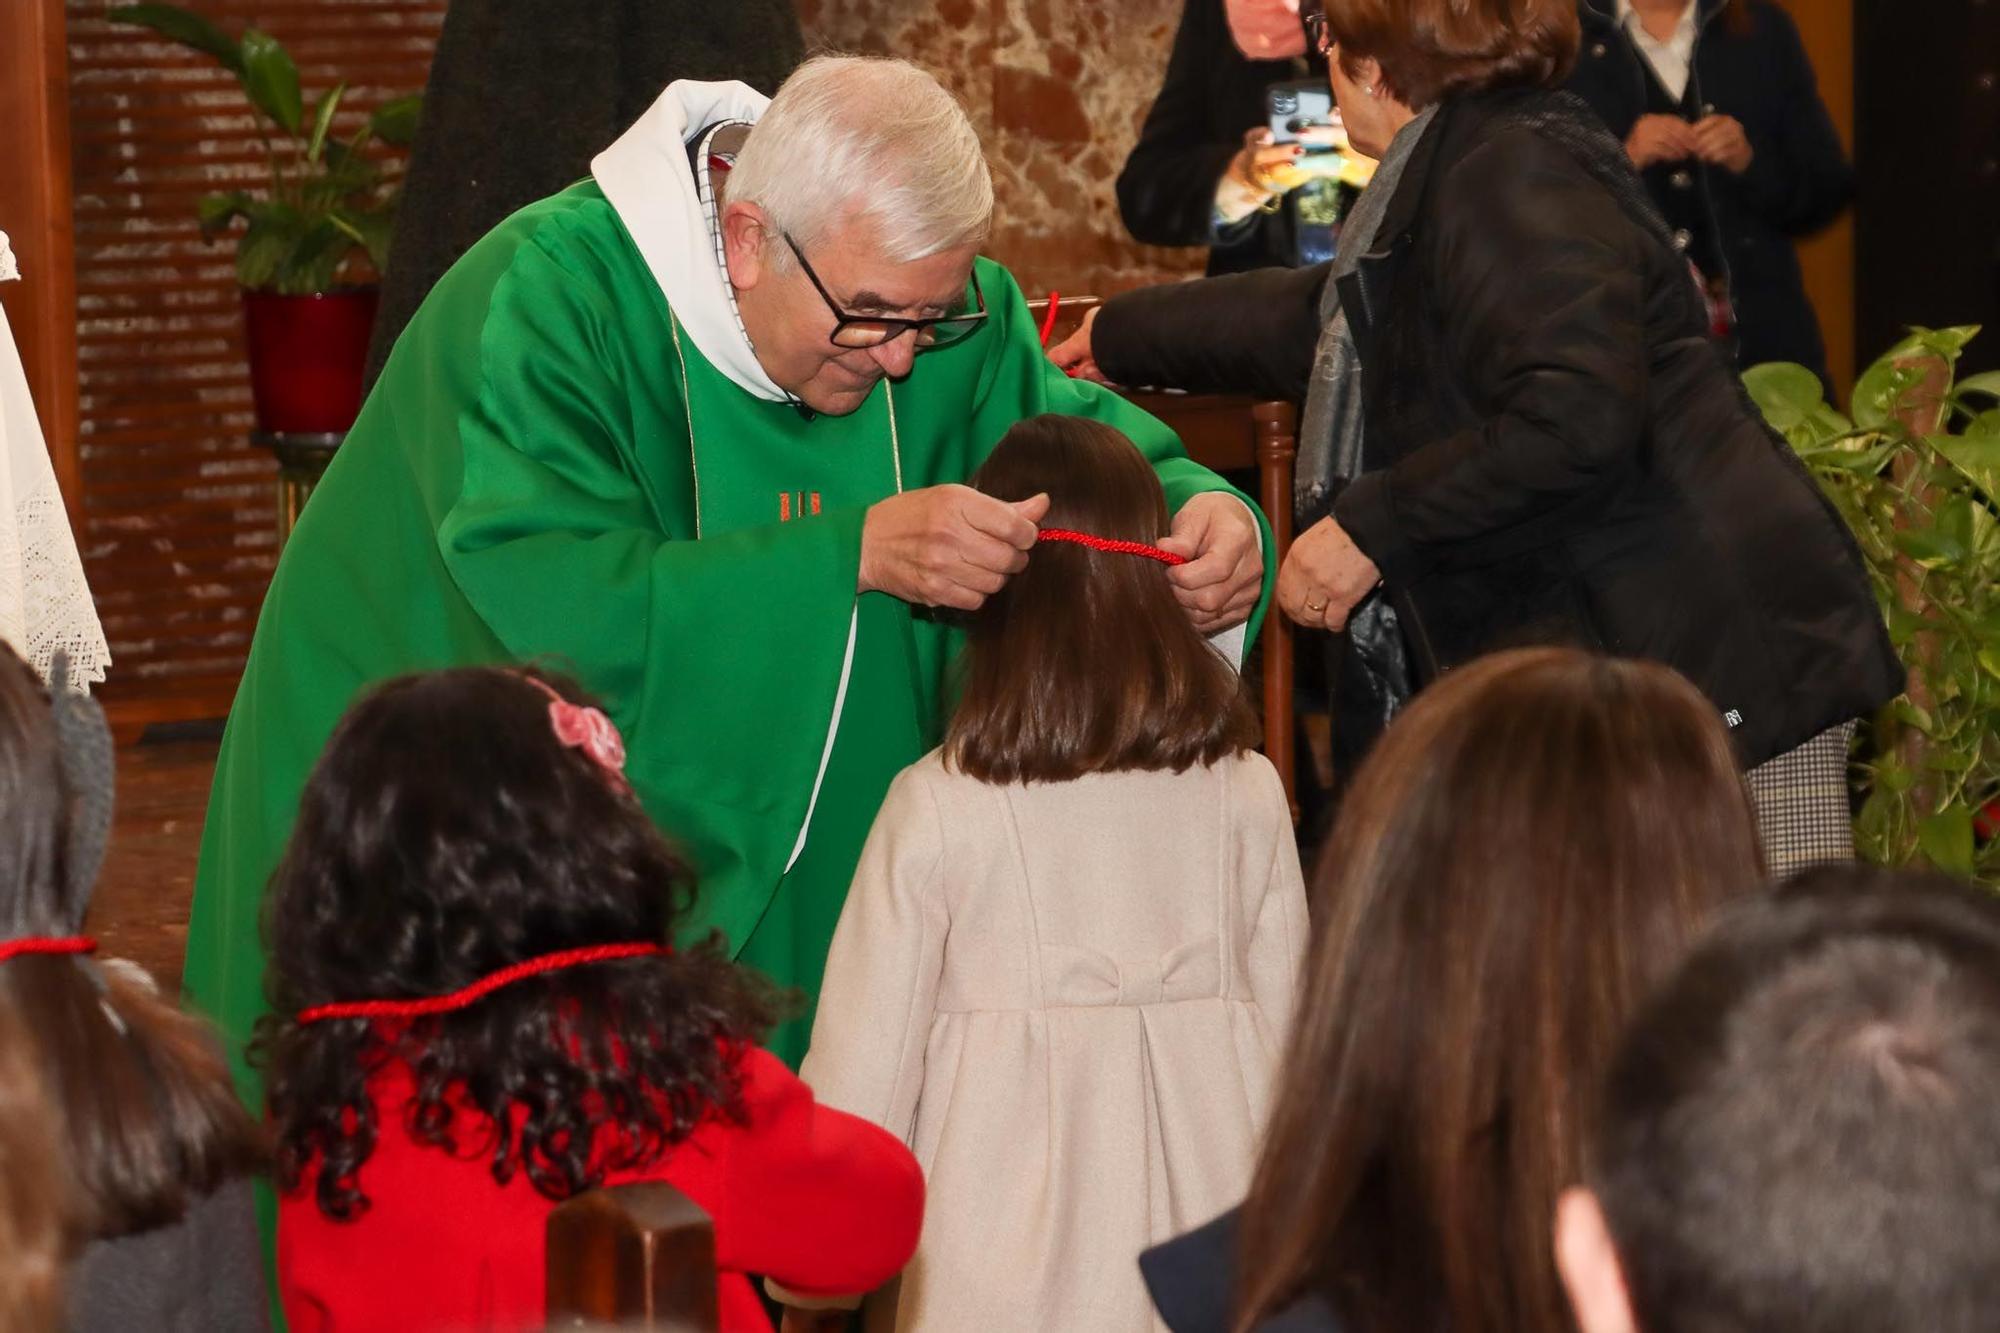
[728,54,993,267]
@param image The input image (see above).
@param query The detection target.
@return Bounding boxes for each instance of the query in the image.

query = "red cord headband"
[0,936,96,964]
[1037,528,1188,567]
[295,942,668,1025]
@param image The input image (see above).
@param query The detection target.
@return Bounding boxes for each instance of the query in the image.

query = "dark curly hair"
[254,666,781,1221]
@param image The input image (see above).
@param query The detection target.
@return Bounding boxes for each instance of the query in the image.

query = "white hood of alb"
[592,79,787,402]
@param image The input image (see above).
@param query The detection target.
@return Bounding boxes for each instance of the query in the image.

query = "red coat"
[279,1047,923,1332]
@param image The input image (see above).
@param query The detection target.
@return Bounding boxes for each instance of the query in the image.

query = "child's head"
[260,666,778,1219]
[947,414,1259,782]
[1237,647,1764,1333]
[0,649,262,1243]
[1564,866,2000,1333]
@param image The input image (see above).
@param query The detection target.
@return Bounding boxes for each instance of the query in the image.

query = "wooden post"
[1889,355,1950,813]
[545,1183,720,1332]
[0,0,83,527]
[1252,401,1299,823]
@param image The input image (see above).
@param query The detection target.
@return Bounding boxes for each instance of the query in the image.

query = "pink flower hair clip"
[523,676,630,792]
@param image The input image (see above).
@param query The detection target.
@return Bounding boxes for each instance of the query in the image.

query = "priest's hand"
[860,485,1050,611]
[1278,516,1380,631]
[1159,493,1263,633]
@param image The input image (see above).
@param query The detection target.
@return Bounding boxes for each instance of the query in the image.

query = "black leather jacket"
[1094,89,1900,769]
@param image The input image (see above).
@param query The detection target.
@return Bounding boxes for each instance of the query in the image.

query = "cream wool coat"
[799,747,1309,1332]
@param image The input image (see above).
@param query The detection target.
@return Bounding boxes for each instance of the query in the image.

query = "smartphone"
[1267,79,1336,144]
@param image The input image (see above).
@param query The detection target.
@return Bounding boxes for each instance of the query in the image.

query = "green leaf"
[196,190,253,239]
[1744,362,1828,432]
[347,205,398,274]
[365,94,422,147]
[234,203,307,290]
[238,29,303,136]
[1910,325,1981,361]
[1889,698,1936,734]
[105,4,243,73]
[1956,370,2000,400]
[1933,433,2000,501]
[1979,648,2000,683]
[306,82,346,165]
[1894,528,1967,569]
[1918,806,1976,876]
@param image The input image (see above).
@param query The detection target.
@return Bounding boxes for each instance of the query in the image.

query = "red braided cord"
[0,936,96,964]
[1038,292,1061,348]
[1037,528,1188,567]
[295,942,668,1025]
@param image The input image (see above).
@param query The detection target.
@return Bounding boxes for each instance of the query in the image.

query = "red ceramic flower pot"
[240,286,379,434]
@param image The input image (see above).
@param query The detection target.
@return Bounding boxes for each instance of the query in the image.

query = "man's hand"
[1690,114,1754,174]
[1277,516,1380,631]
[1047,307,1110,385]
[1625,113,1695,170]
[860,485,1048,610]
[1159,492,1264,634]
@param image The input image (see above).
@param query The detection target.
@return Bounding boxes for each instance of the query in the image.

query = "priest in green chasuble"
[183,56,1274,1111]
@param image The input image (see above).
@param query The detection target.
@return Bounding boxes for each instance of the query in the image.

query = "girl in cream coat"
[791,415,1308,1332]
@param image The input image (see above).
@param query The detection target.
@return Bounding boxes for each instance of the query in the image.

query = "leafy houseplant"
[108,4,422,432]
[1746,328,2000,885]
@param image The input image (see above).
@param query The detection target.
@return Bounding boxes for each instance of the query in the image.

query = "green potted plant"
[108,4,421,434]
[1746,327,2000,885]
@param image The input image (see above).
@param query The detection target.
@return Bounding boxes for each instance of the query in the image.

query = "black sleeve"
[1735,4,1854,235]
[1333,130,1650,584]
[1092,261,1330,403]
[1116,0,1247,248]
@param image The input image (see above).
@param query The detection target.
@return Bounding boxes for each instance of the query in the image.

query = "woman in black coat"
[1565,0,1853,388]
[1053,0,1899,872]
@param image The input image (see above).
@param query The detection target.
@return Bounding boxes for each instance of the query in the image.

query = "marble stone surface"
[798,0,1210,301]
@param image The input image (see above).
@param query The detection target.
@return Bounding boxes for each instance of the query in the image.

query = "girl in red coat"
[257,666,924,1332]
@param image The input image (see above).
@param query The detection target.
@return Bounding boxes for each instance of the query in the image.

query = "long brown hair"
[946,414,1259,783]
[0,649,264,1241]
[1235,647,1762,1333]
[0,1002,65,1332]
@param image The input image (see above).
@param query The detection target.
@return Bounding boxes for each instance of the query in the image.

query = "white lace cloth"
[0,231,110,690]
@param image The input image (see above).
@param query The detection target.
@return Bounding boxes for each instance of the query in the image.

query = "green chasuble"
[183,182,1273,1112]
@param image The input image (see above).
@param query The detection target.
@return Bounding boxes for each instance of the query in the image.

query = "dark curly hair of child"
[254,666,782,1221]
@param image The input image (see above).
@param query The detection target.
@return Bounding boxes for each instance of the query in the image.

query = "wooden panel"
[0,0,83,523]
[1778,0,1855,399]
[66,0,445,725]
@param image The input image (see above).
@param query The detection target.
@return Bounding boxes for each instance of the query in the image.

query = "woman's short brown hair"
[945,414,1260,783]
[1311,0,1580,107]
[1235,647,1763,1333]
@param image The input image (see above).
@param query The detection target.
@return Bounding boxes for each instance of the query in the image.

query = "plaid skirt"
[1746,720,1860,879]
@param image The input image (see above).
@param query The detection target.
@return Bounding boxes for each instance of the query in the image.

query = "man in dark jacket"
[1565,0,1850,389]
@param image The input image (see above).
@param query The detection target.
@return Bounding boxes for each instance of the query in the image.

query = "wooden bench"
[546,1182,720,1332]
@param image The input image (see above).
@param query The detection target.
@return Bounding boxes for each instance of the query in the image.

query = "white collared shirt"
[1617,0,1699,102]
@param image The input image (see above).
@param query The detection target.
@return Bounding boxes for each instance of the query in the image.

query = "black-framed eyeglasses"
[1303,6,1331,56]
[783,234,988,351]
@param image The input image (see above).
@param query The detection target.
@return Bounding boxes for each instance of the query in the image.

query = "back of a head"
[945,414,1258,783]
[0,649,262,1241]
[1590,866,2000,1333]
[726,53,993,264]
[260,666,775,1219]
[1237,647,1762,1333]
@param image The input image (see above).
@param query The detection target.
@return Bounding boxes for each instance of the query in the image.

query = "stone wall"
[797,0,1208,299]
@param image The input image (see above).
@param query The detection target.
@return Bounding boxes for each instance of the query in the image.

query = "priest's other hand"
[860,485,1050,611]
[1159,493,1263,633]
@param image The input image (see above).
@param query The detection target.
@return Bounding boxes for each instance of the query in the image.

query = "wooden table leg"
[1252,402,1299,823]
